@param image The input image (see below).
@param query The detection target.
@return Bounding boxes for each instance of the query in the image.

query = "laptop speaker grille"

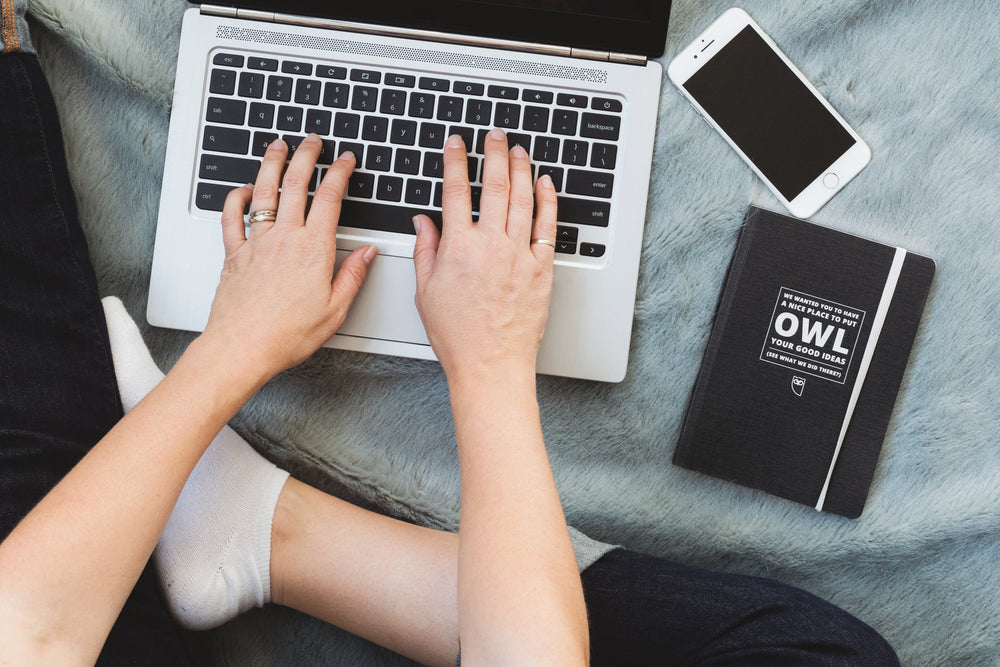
[217,25,609,84]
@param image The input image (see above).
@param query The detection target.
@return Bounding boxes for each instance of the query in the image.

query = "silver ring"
[531,238,556,248]
[248,209,278,224]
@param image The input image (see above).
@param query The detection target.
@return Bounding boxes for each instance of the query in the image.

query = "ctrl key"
[195,182,237,212]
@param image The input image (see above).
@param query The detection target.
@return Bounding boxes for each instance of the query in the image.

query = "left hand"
[203,135,377,381]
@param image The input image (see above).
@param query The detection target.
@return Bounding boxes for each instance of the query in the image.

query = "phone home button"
[822,172,840,189]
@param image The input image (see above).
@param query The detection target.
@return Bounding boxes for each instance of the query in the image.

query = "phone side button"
[822,172,839,189]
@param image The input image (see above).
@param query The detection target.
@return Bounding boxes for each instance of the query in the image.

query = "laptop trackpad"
[333,250,430,345]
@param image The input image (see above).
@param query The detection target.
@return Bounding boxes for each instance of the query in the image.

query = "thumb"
[411,214,440,290]
[330,244,377,318]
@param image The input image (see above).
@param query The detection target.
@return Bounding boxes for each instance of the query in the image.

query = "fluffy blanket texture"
[25,0,1000,664]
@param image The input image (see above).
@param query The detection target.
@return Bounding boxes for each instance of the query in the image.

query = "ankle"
[269,477,307,608]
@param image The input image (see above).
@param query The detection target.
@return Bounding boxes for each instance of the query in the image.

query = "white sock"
[102,297,290,630]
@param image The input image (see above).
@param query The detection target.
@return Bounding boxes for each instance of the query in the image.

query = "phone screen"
[683,26,856,201]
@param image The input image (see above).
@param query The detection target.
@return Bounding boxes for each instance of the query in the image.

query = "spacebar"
[337,199,442,235]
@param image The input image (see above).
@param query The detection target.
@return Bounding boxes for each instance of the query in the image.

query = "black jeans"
[0,51,897,666]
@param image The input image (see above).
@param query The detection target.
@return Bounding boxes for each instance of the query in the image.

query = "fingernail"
[489,128,505,141]
[446,134,464,148]
[269,139,287,150]
[303,133,321,143]
[363,245,378,263]
[539,174,554,188]
[412,215,421,234]
[510,144,527,158]
[338,150,355,162]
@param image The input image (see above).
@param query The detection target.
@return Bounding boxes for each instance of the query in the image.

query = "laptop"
[148,1,669,382]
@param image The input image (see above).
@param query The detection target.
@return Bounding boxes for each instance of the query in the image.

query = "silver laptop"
[148,1,669,382]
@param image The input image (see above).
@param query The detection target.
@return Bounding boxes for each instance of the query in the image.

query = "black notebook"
[674,206,935,518]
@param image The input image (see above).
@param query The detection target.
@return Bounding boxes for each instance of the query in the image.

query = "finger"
[530,174,558,263]
[477,128,510,233]
[330,245,378,326]
[411,214,440,295]
[505,144,535,243]
[307,150,356,246]
[249,139,288,237]
[440,134,473,239]
[276,134,322,227]
[220,184,252,255]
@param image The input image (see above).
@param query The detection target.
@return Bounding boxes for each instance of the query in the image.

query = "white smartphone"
[667,8,871,218]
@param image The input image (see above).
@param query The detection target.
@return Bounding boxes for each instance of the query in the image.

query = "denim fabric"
[582,548,899,666]
[0,51,191,665]
[1,0,33,53]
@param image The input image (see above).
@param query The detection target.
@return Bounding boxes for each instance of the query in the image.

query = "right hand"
[412,130,558,382]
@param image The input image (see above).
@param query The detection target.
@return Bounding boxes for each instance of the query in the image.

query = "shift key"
[199,154,262,184]
[566,169,614,199]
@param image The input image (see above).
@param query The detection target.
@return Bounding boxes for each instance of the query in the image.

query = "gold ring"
[248,209,278,224]
[531,238,556,248]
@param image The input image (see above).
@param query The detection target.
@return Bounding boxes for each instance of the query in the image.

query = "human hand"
[412,129,558,384]
[203,135,377,381]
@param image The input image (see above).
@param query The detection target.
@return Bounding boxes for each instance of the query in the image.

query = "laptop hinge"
[199,4,648,65]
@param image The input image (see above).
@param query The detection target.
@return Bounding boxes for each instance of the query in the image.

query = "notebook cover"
[673,206,935,518]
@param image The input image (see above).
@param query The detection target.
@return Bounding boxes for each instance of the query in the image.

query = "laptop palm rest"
[331,250,430,346]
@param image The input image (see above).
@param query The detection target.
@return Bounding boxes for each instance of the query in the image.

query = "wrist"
[181,332,273,405]
[447,361,538,416]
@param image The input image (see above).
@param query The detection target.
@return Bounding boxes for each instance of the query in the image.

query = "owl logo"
[791,376,806,397]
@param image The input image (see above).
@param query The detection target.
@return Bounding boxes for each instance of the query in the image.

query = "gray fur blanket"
[26,0,1000,664]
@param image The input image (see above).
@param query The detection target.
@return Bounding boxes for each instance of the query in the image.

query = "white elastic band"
[815,247,907,511]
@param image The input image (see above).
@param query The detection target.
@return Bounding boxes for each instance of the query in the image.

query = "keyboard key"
[419,77,449,92]
[238,72,264,98]
[294,79,322,105]
[317,65,347,79]
[419,122,446,149]
[248,102,274,128]
[395,149,421,175]
[556,225,578,243]
[590,143,618,170]
[266,76,293,102]
[366,145,392,171]
[386,73,416,88]
[557,93,587,108]
[338,141,364,163]
[351,69,381,84]
[323,82,350,108]
[351,86,378,112]
[405,179,432,205]
[333,112,360,138]
[305,108,332,135]
[423,152,444,178]
[488,85,518,99]
[580,242,606,257]
[362,116,388,142]
[282,60,312,75]
[561,139,588,167]
[557,196,611,226]
[591,97,623,112]
[551,109,578,135]
[195,182,234,211]
[206,97,246,125]
[469,185,482,212]
[474,129,489,155]
[494,103,520,129]
[390,119,417,145]
[213,53,244,68]
[317,139,337,165]
[467,156,479,183]
[282,135,306,157]
[465,99,493,125]
[210,69,236,95]
[202,125,250,154]
[408,93,435,119]
[450,126,474,152]
[200,154,261,184]
[538,165,564,191]
[380,90,407,115]
[566,169,613,198]
[522,89,553,104]
[437,96,463,122]
[506,132,531,152]
[533,137,560,163]
[555,241,576,254]
[251,131,279,157]
[454,81,485,96]
[348,171,375,198]
[276,106,303,132]
[376,175,403,202]
[580,112,621,141]
[248,57,279,71]
[522,106,549,132]
[339,198,440,234]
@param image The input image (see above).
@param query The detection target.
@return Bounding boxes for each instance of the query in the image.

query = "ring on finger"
[248,209,278,224]
[531,238,556,248]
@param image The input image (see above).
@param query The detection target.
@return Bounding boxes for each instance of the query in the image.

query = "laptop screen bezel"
[203,1,671,59]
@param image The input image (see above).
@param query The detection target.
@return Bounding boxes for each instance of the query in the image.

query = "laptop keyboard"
[196,50,623,260]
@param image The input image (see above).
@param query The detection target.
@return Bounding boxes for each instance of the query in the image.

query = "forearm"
[449,368,589,665]
[0,334,264,664]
